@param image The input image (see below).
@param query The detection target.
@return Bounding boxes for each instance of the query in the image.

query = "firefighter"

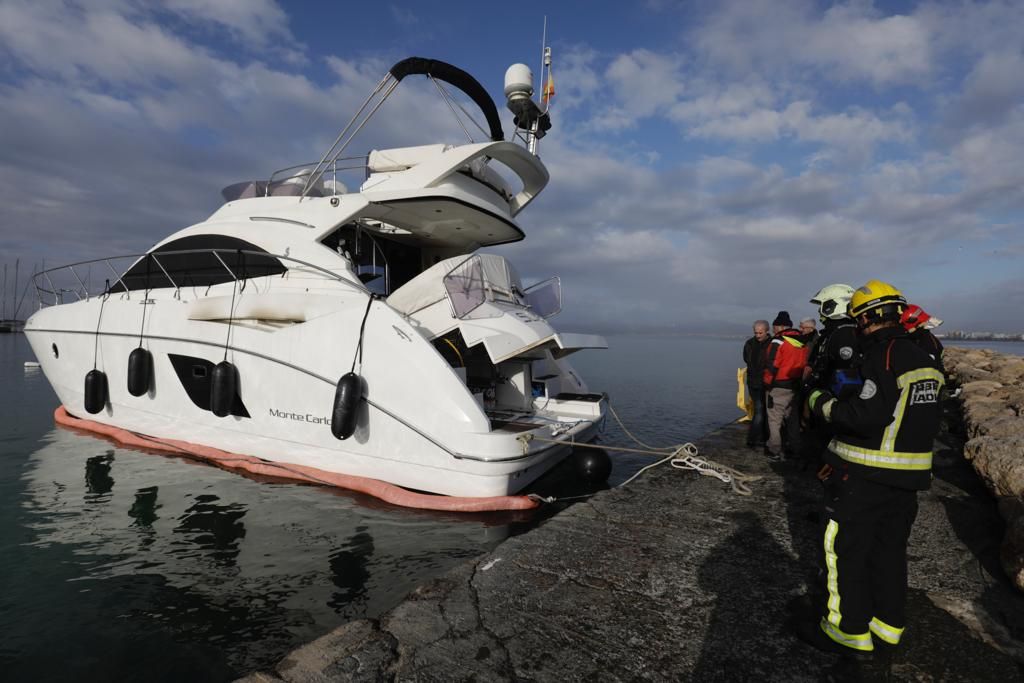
[901,304,945,372]
[798,280,944,656]
[800,284,861,465]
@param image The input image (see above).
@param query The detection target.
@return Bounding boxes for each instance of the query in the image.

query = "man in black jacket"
[799,280,944,656]
[742,320,771,448]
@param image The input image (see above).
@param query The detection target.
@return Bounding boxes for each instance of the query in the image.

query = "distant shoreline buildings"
[940,331,1024,342]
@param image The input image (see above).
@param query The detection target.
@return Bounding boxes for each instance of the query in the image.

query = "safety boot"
[794,620,873,660]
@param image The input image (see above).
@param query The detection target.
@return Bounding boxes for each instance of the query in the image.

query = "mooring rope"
[519,402,762,497]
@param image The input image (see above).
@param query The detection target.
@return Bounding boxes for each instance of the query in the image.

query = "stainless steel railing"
[32,248,367,308]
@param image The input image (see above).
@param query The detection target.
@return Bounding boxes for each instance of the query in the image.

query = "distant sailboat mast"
[12,259,18,319]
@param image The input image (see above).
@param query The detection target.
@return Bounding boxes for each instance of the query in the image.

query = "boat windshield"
[442,255,560,320]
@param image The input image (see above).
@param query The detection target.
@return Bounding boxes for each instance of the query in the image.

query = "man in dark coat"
[743,320,771,448]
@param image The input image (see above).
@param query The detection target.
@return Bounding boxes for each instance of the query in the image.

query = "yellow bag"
[737,368,754,422]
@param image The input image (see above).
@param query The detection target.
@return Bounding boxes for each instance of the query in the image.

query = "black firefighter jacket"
[822,326,944,491]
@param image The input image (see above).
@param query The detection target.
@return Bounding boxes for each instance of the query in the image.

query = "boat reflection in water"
[16,428,534,679]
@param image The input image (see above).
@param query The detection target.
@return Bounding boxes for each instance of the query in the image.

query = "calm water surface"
[0,332,742,681]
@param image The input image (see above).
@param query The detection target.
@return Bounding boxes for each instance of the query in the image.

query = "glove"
[807,389,836,421]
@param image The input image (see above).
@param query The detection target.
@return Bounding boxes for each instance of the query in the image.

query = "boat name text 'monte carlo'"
[26,55,609,504]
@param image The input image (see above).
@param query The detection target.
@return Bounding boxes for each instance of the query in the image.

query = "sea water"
[13,333,1013,680]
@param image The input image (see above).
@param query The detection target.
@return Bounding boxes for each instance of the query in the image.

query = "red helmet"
[900,304,931,331]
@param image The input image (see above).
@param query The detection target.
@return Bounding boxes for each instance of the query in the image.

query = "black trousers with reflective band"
[818,471,919,647]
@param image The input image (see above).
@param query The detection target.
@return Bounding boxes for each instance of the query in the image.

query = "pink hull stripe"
[54,406,540,512]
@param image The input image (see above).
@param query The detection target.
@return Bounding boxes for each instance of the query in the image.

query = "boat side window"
[118,235,286,291]
[321,224,423,294]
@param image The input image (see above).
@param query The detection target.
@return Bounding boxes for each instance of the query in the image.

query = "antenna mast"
[530,18,549,154]
[503,19,553,156]
[539,16,547,105]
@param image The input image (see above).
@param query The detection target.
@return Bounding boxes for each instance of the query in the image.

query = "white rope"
[608,404,760,496]
[610,442,760,496]
[517,402,762,498]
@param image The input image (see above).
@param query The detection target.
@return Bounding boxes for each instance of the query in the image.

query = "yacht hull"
[25,293,602,499]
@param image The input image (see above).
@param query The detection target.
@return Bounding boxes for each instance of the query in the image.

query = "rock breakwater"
[944,346,1024,592]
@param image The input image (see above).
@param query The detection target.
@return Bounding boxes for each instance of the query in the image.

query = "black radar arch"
[388,57,504,143]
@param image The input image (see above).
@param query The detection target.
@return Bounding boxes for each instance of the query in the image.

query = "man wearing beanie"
[762,310,809,460]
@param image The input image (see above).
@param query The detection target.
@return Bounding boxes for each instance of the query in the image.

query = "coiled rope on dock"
[520,403,761,497]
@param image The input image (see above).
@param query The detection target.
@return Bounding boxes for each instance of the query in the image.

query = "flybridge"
[211,57,559,252]
[220,56,554,217]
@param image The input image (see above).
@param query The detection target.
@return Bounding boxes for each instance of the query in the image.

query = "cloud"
[0,2,493,272]
[945,50,1024,132]
[547,45,602,116]
[575,49,687,132]
[388,4,419,27]
[693,0,932,86]
[669,82,777,126]
[1,2,1022,335]
[930,275,1024,332]
[680,98,911,152]
[163,0,300,52]
[951,113,1024,210]
[606,49,685,117]
[0,2,214,85]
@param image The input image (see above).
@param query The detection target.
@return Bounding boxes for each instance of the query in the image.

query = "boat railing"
[221,157,369,202]
[31,249,366,308]
[442,255,561,320]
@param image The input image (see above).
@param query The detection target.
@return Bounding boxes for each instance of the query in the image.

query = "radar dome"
[504,64,533,99]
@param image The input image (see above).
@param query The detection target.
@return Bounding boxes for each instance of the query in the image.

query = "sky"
[1,0,1022,334]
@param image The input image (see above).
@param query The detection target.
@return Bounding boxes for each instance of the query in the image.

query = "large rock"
[956,365,998,383]
[1002,502,1024,593]
[947,346,1024,592]
[964,435,1024,497]
[992,358,1024,385]
[960,380,1004,398]
[1004,387,1024,415]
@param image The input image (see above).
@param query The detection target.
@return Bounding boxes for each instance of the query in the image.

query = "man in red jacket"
[763,310,809,460]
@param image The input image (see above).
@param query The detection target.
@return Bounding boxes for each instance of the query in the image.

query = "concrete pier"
[240,404,1024,681]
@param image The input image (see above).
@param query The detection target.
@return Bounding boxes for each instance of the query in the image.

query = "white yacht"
[25,57,608,499]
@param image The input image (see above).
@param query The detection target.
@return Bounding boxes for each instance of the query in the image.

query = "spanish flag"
[542,69,555,106]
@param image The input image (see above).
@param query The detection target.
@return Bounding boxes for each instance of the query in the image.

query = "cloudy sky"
[1,0,1022,333]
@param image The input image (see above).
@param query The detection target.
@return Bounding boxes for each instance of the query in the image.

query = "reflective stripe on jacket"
[824,327,944,490]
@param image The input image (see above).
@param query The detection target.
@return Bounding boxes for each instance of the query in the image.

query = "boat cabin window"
[118,235,286,291]
[321,224,423,295]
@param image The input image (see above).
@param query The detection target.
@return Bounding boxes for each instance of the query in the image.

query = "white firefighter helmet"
[810,283,855,321]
